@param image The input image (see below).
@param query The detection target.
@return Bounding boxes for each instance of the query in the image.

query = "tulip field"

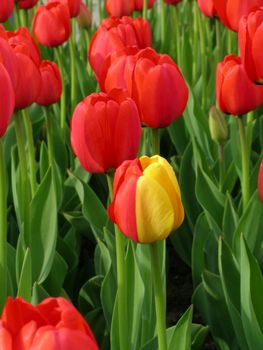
[0,0,263,349]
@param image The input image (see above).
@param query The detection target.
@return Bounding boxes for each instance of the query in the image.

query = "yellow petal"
[136,175,174,243]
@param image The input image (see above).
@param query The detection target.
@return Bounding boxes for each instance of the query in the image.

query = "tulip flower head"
[239,7,263,84]
[106,0,135,17]
[258,159,263,203]
[88,16,152,79]
[0,0,14,23]
[70,90,142,173]
[108,155,184,243]
[163,0,182,5]
[197,0,216,17]
[33,2,71,47]
[17,0,38,9]
[134,0,155,11]
[77,2,92,30]
[48,0,81,17]
[216,54,263,116]
[0,297,99,349]
[213,0,263,32]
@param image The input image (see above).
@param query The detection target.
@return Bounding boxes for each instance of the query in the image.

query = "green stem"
[192,2,199,82]
[197,8,207,110]
[14,113,30,244]
[152,128,160,155]
[160,0,166,51]
[246,112,254,155]
[150,242,167,350]
[173,6,181,68]
[106,174,128,350]
[55,48,66,139]
[143,0,148,19]
[70,18,77,114]
[45,107,54,167]
[218,143,224,191]
[22,109,37,195]
[238,117,250,211]
[216,20,222,63]
[0,138,7,312]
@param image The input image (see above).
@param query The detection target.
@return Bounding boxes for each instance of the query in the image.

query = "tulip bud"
[70,90,142,173]
[0,0,14,23]
[33,2,71,47]
[36,60,62,106]
[197,0,216,17]
[209,105,228,143]
[239,7,263,84]
[216,54,263,116]
[105,0,135,17]
[258,159,263,203]
[48,0,81,17]
[134,0,155,10]
[77,2,91,30]
[17,0,38,9]
[163,0,182,5]
[108,155,184,243]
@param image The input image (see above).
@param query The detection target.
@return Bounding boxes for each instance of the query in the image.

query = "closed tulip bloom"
[108,155,184,243]
[197,0,216,17]
[0,36,18,89]
[33,2,71,47]
[0,59,15,137]
[36,60,62,106]
[239,7,263,84]
[88,16,151,79]
[0,0,14,23]
[134,0,155,10]
[77,2,92,29]
[71,90,141,173]
[163,0,182,5]
[106,0,134,17]
[258,159,263,203]
[213,0,263,32]
[216,54,263,115]
[0,297,98,350]
[48,0,81,17]
[17,0,38,9]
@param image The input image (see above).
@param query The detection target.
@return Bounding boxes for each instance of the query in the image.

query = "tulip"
[216,54,263,115]
[7,27,41,109]
[17,0,38,9]
[209,105,228,143]
[77,2,92,29]
[213,0,263,32]
[0,60,15,137]
[134,0,155,10]
[239,7,263,84]
[108,155,184,243]
[197,0,216,17]
[0,297,99,349]
[88,16,151,79]
[163,0,182,5]
[102,48,188,128]
[105,0,134,17]
[48,0,81,17]
[258,159,263,203]
[0,36,18,89]
[0,0,14,23]
[70,90,142,173]
[33,2,71,47]
[36,60,62,106]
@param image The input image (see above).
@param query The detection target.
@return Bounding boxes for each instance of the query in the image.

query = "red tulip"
[163,0,182,5]
[216,55,263,115]
[258,159,263,203]
[213,0,263,32]
[88,16,151,79]
[7,27,41,109]
[0,0,14,23]
[102,48,188,128]
[48,0,81,17]
[197,0,216,17]
[134,0,155,10]
[0,60,15,137]
[36,60,62,106]
[0,36,18,89]
[105,0,134,17]
[70,90,141,173]
[17,0,38,9]
[239,7,263,84]
[33,2,71,47]
[0,297,98,350]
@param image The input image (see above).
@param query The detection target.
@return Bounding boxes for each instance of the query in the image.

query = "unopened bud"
[209,105,228,143]
[77,2,92,30]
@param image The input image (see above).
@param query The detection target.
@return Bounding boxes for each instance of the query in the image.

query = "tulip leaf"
[43,252,68,295]
[30,168,57,284]
[17,247,32,302]
[240,235,263,349]
[168,117,188,155]
[191,324,209,350]
[168,305,193,350]
[222,194,238,246]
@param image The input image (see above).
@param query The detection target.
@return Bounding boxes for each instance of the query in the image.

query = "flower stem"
[106,174,128,350]
[150,241,167,350]
[70,18,77,114]
[45,107,54,167]
[238,117,250,211]
[55,47,66,139]
[218,143,224,191]
[197,8,207,110]
[152,128,160,155]
[143,0,148,19]
[22,109,37,196]
[0,138,7,312]
[160,0,166,51]
[173,5,181,68]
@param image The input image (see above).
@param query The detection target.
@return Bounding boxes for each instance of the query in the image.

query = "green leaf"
[17,248,32,302]
[222,194,238,246]
[168,305,193,350]
[30,168,57,283]
[43,252,68,295]
[191,324,209,350]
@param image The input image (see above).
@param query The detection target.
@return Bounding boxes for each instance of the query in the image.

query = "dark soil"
[167,243,217,350]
